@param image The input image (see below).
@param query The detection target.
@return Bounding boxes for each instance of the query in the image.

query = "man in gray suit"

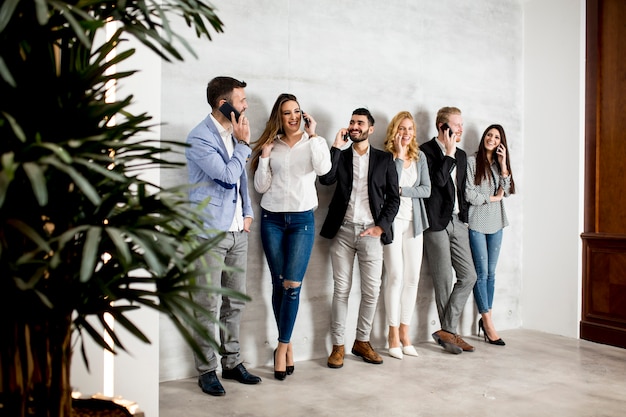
[185,76,261,396]
[420,106,477,355]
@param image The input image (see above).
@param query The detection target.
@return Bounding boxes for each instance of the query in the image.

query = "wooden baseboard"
[580,320,626,349]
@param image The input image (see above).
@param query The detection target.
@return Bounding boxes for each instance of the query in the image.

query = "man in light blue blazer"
[185,76,261,396]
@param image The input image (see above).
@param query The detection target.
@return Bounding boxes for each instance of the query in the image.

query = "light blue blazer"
[394,151,431,237]
[185,114,253,237]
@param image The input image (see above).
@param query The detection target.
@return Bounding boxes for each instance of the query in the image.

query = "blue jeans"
[469,229,503,314]
[261,209,315,343]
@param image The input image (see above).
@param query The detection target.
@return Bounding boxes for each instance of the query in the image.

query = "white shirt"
[345,145,375,225]
[210,114,244,231]
[397,160,417,221]
[254,133,331,212]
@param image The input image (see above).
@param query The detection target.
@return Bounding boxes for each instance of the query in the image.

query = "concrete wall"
[159,0,530,382]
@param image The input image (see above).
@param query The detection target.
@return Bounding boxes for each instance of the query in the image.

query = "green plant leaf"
[80,227,102,283]
[1,111,25,142]
[22,162,48,206]
[44,156,102,205]
[0,57,16,87]
[0,0,19,32]
[8,219,52,255]
[104,227,132,267]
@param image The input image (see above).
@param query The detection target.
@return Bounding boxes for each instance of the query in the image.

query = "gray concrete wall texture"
[159,0,526,382]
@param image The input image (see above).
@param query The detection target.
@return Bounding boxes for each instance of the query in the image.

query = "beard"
[349,131,369,143]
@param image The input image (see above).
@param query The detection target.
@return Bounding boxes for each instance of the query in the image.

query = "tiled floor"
[159,329,626,417]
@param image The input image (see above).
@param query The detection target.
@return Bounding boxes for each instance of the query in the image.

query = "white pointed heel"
[388,347,403,360]
[402,345,419,357]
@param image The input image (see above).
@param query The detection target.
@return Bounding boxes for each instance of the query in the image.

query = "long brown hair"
[383,111,419,161]
[250,93,299,172]
[474,124,516,194]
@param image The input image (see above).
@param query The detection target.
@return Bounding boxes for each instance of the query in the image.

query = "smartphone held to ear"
[440,123,453,136]
[302,112,311,128]
[343,132,350,142]
[218,102,241,123]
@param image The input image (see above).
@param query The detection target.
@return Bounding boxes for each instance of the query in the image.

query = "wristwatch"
[237,139,250,147]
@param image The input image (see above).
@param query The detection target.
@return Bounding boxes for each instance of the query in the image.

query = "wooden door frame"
[580,0,626,349]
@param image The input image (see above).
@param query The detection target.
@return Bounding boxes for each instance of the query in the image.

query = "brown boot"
[327,345,345,369]
[351,340,383,364]
[431,330,462,354]
[455,335,475,352]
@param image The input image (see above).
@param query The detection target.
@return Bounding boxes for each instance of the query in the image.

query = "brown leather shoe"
[351,340,383,364]
[431,330,462,354]
[327,345,345,368]
[455,335,475,352]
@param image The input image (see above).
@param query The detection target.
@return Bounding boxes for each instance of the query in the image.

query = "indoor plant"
[0,1,238,416]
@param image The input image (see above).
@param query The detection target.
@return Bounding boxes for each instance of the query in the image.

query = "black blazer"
[420,138,469,231]
[319,145,400,245]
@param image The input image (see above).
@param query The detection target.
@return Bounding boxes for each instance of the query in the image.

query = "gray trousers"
[423,215,477,334]
[329,222,383,345]
[192,232,248,374]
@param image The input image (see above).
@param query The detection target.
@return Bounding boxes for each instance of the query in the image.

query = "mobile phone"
[218,101,241,123]
[343,132,350,141]
[302,112,311,128]
[440,123,453,136]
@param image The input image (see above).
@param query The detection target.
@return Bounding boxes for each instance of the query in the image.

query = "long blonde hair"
[384,111,419,161]
[250,93,299,172]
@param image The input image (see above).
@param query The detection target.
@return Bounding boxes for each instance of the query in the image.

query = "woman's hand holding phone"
[496,144,507,166]
[302,111,317,136]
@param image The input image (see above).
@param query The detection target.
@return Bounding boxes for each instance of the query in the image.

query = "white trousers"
[383,218,423,327]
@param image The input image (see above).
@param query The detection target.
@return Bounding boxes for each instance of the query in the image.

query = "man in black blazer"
[319,108,400,369]
[420,106,477,355]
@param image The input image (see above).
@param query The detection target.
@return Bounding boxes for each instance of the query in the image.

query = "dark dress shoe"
[222,363,262,385]
[198,371,225,396]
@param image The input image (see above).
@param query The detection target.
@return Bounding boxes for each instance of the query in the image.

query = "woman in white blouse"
[250,93,331,380]
[382,111,431,359]
[465,124,516,346]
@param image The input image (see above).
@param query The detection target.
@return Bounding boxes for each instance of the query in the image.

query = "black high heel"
[478,318,506,346]
[286,343,294,375]
[273,349,286,380]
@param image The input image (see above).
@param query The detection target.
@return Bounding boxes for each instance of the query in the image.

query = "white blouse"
[254,133,331,212]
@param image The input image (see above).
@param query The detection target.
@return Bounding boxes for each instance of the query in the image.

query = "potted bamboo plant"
[0,1,240,416]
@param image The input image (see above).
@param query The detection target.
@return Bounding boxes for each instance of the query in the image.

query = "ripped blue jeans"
[260,209,315,343]
[469,228,503,314]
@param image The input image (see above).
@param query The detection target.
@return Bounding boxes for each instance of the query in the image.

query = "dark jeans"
[261,209,315,343]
